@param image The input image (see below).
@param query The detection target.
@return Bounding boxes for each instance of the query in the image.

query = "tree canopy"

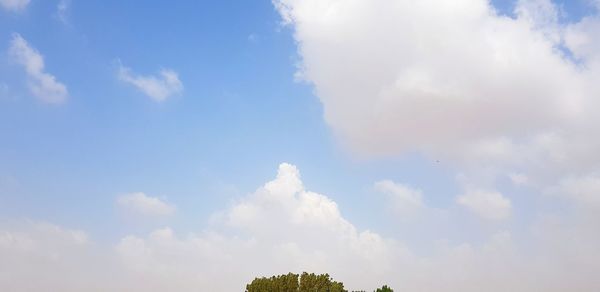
[245,272,393,292]
[375,285,394,292]
[246,272,345,292]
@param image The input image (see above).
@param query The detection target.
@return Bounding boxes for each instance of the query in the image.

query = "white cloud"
[0,0,29,12]
[272,0,600,185]
[274,0,585,158]
[117,192,176,217]
[273,0,600,233]
[515,0,562,42]
[457,189,511,220]
[565,11,600,64]
[8,33,68,104]
[115,163,400,291]
[374,180,423,215]
[117,62,183,102]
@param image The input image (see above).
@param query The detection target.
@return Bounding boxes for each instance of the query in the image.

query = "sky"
[1,0,600,291]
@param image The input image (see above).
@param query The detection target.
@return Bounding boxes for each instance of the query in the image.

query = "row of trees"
[245,272,393,292]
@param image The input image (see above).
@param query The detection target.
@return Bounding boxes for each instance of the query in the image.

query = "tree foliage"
[245,272,346,292]
[298,272,346,292]
[245,273,299,292]
[246,272,394,292]
[374,285,393,292]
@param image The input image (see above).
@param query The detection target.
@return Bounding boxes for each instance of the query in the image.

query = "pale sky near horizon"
[2,0,600,291]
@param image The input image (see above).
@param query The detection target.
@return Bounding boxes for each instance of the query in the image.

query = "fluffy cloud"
[144,163,397,290]
[565,10,600,65]
[8,34,68,104]
[117,192,176,217]
[0,0,29,12]
[457,188,511,220]
[117,62,183,102]
[274,0,591,160]
[3,164,600,291]
[273,0,600,220]
[82,164,403,291]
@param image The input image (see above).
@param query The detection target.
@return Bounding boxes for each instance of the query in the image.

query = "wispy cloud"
[247,33,259,43]
[117,61,183,102]
[374,180,424,215]
[8,33,68,104]
[56,0,70,24]
[0,0,30,12]
[117,192,176,217]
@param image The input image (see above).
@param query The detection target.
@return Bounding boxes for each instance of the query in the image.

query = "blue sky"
[2,0,600,291]
[1,0,460,237]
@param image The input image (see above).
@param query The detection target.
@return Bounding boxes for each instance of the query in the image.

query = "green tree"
[299,272,346,292]
[374,285,393,292]
[245,272,347,292]
[246,273,299,292]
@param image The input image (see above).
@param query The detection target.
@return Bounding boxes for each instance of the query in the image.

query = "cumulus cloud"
[8,34,68,104]
[201,163,398,289]
[117,62,183,102]
[457,188,512,220]
[3,164,600,291]
[117,192,176,217]
[0,0,29,12]
[268,3,600,286]
[273,0,600,221]
[374,180,423,215]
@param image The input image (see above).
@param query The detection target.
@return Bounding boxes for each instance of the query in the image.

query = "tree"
[245,272,347,292]
[299,272,346,292]
[246,273,299,292]
[374,285,393,292]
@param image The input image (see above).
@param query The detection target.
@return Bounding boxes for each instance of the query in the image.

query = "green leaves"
[246,272,394,292]
[245,273,299,292]
[299,272,346,292]
[374,285,393,292]
[245,272,346,292]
